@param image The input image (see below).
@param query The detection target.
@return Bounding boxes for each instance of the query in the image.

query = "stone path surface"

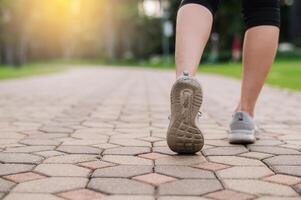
[0,67,301,200]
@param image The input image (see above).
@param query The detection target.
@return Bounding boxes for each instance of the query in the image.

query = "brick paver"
[133,173,177,186]
[0,67,301,199]
[3,172,45,183]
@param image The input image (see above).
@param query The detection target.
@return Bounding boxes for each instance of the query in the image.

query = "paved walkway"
[0,67,301,200]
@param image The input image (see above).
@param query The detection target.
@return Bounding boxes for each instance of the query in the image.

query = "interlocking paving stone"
[39,126,74,133]
[192,162,230,171]
[115,129,150,135]
[83,121,114,129]
[1,68,301,199]
[62,139,108,145]
[248,140,283,146]
[284,140,301,146]
[205,139,236,147]
[0,178,15,192]
[88,178,154,195]
[34,164,91,177]
[202,146,248,156]
[72,132,109,140]
[255,197,301,200]
[0,153,43,164]
[293,183,301,195]
[271,166,301,177]
[223,179,298,196]
[3,193,65,200]
[79,160,116,170]
[102,155,153,165]
[0,164,34,176]
[157,197,209,200]
[27,133,68,139]
[263,174,301,186]
[208,156,264,166]
[133,173,176,186]
[19,139,61,146]
[57,145,102,154]
[278,134,301,140]
[155,155,206,166]
[264,155,301,165]
[57,189,105,200]
[152,147,177,155]
[101,195,155,200]
[4,146,55,153]
[103,147,150,155]
[34,150,65,158]
[159,179,222,195]
[110,133,150,139]
[217,166,274,179]
[43,154,97,164]
[110,139,151,147]
[139,136,163,142]
[116,124,149,129]
[0,131,24,139]
[205,190,256,200]
[153,141,168,147]
[281,144,301,150]
[248,146,301,155]
[239,152,273,160]
[94,143,120,149]
[138,152,169,160]
[203,133,228,140]
[155,166,215,179]
[92,165,153,178]
[12,177,88,193]
[4,172,46,183]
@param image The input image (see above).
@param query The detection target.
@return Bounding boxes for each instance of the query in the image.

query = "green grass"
[200,60,301,91]
[0,59,300,92]
[138,58,301,91]
[0,63,68,80]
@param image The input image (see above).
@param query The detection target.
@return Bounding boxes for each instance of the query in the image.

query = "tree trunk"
[105,3,116,62]
[289,1,301,43]
[2,40,14,66]
[14,35,27,67]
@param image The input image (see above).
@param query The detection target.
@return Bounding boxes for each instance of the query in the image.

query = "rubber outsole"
[229,130,256,144]
[167,76,204,154]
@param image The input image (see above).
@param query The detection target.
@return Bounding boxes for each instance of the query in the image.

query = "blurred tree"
[0,0,299,66]
[288,0,301,45]
[0,0,32,66]
[215,0,243,52]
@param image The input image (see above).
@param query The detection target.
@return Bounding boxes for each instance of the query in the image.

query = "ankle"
[176,69,196,78]
[235,107,254,118]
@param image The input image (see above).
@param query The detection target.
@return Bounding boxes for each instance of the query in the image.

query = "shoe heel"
[167,78,204,154]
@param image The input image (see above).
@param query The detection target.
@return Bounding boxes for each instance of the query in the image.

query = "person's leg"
[229,0,280,144]
[167,0,220,154]
[238,26,279,116]
[175,0,219,78]
[238,0,281,117]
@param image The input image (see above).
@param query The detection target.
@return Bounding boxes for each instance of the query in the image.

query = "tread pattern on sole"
[167,77,204,154]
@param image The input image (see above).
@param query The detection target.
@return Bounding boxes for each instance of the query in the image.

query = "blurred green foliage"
[0,0,300,67]
[200,60,301,91]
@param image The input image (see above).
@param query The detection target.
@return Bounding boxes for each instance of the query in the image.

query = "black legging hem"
[180,0,281,29]
[180,0,218,16]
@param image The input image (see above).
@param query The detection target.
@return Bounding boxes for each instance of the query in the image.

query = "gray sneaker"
[229,111,256,144]
[167,72,204,154]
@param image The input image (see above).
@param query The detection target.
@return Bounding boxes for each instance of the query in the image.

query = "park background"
[0,0,300,90]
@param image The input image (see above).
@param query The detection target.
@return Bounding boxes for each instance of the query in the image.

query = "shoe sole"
[167,76,204,154]
[229,130,256,144]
